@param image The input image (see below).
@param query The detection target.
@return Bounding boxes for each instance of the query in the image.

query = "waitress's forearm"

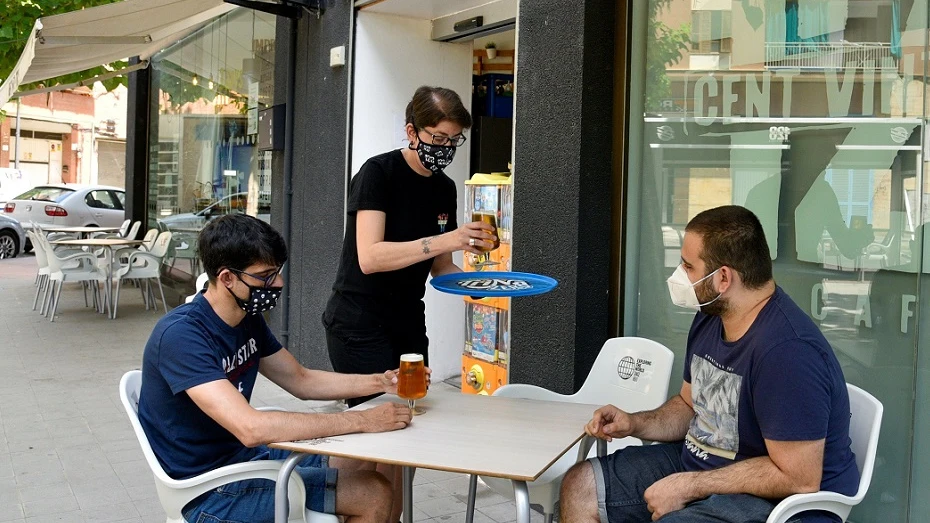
[359,235,452,274]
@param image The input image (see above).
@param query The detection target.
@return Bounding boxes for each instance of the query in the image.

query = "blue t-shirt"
[681,287,859,499]
[138,293,283,479]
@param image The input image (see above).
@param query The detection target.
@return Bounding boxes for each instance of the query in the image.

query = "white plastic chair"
[91,219,132,240]
[28,230,51,310]
[185,273,209,304]
[117,219,131,237]
[112,231,172,317]
[766,384,883,523]
[467,337,675,523]
[113,228,159,264]
[141,228,160,251]
[35,233,107,322]
[119,371,339,523]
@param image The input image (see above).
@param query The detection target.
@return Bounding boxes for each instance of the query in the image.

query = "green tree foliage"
[646,0,691,112]
[0,0,126,93]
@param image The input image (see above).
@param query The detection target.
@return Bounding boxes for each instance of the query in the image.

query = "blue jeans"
[182,447,337,523]
[590,442,836,523]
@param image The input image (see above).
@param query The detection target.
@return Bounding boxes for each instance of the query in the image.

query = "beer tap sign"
[429,271,558,298]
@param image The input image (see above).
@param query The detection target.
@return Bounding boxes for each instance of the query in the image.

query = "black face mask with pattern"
[226,280,282,315]
[411,140,456,173]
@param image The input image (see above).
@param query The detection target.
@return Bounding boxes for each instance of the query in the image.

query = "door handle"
[94,213,103,217]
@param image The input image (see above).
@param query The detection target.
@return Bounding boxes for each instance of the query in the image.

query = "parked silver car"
[0,214,26,259]
[2,184,126,230]
[158,192,270,231]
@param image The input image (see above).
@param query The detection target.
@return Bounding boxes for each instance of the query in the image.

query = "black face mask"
[226,279,282,315]
[412,140,456,173]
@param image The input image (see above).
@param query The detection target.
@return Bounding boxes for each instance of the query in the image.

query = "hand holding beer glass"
[471,211,501,268]
[397,353,428,411]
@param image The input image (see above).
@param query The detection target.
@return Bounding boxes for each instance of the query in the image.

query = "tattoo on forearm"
[422,237,434,254]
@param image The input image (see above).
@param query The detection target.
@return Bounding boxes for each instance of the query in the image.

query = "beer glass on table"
[471,211,501,269]
[397,353,427,410]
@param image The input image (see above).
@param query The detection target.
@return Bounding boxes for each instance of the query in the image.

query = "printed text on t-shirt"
[223,338,259,381]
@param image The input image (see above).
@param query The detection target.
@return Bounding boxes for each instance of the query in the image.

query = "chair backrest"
[34,234,65,273]
[846,384,883,502]
[119,371,175,484]
[574,337,676,413]
[118,219,131,236]
[141,228,159,251]
[27,231,48,269]
[124,221,142,240]
[148,231,173,258]
[185,273,209,304]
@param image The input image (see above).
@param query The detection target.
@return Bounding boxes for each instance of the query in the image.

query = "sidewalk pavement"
[0,255,548,523]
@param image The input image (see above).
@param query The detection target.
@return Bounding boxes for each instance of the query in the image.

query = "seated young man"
[138,214,413,523]
[561,206,859,523]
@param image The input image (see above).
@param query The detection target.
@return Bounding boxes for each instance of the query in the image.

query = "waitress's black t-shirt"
[324,149,458,333]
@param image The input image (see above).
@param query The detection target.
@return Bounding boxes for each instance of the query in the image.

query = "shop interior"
[353,0,517,383]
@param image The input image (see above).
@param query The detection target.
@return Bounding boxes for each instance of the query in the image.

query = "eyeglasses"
[419,129,467,147]
[228,266,284,288]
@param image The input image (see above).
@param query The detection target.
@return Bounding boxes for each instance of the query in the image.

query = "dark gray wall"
[271,2,353,369]
[510,0,617,394]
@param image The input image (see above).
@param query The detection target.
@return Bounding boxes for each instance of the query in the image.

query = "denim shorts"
[182,447,337,523]
[589,442,832,522]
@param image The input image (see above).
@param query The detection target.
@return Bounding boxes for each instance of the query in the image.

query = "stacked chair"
[111,231,173,318]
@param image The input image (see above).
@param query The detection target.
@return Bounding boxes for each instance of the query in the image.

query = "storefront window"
[147,9,275,281]
[625,1,927,520]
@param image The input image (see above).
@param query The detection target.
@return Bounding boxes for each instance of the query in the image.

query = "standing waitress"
[324,85,495,403]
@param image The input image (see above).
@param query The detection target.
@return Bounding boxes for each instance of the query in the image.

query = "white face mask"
[666,264,721,311]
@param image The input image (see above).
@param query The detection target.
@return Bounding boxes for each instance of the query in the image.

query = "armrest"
[51,247,85,257]
[162,460,306,513]
[577,435,596,462]
[54,252,100,267]
[125,251,162,266]
[766,491,856,523]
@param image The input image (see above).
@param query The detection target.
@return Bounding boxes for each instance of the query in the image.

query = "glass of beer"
[397,353,427,409]
[471,211,501,268]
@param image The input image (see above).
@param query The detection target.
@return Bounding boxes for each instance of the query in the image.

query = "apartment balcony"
[765,42,897,71]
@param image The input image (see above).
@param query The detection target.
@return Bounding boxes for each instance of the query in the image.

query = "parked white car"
[2,184,126,231]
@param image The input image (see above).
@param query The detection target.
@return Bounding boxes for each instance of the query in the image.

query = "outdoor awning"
[0,0,237,107]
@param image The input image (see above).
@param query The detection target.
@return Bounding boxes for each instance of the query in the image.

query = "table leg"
[465,474,478,523]
[106,246,114,319]
[402,466,414,523]
[275,452,304,523]
[512,480,530,523]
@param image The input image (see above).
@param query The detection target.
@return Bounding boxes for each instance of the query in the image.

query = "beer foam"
[400,353,424,362]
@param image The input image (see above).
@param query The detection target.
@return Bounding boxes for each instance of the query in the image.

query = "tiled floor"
[0,255,550,523]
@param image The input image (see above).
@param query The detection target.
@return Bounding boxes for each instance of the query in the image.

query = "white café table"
[41,225,122,238]
[51,238,143,319]
[270,388,602,523]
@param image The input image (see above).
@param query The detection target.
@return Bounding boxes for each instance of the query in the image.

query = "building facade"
[0,87,127,194]
[120,0,929,520]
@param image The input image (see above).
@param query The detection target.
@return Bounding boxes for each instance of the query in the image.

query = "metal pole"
[280,14,297,347]
[14,98,21,170]
[402,466,414,523]
[465,474,478,523]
